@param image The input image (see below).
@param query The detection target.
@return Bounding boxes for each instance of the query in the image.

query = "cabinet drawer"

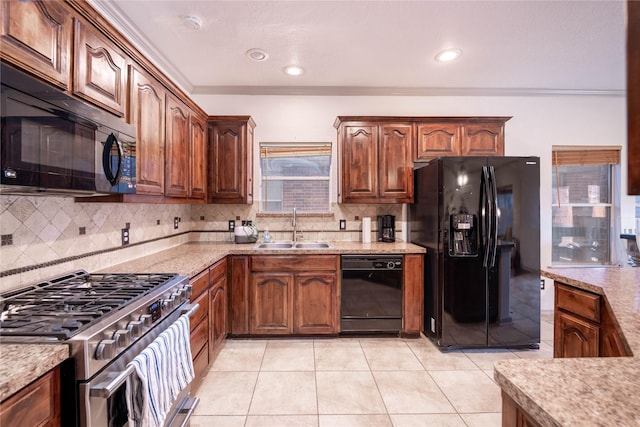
[191,270,209,300]
[190,318,208,357]
[555,283,600,322]
[251,255,338,272]
[190,291,209,332]
[210,258,227,282]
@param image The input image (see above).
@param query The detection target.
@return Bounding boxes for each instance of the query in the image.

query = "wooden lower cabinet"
[248,255,339,335]
[554,282,631,358]
[189,258,228,390]
[0,366,61,427]
[402,254,424,336]
[501,391,541,427]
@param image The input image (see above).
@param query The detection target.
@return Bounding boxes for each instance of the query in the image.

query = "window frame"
[259,142,332,213]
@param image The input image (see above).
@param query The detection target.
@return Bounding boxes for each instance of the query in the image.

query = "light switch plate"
[339,219,346,230]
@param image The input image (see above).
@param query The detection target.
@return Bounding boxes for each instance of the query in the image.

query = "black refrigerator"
[409,156,540,349]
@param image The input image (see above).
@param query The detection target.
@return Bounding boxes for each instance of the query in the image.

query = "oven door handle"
[90,303,200,398]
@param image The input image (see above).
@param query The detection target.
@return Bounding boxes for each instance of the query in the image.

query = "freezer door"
[486,156,541,347]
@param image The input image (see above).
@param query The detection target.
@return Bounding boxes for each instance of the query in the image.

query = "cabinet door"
[554,311,599,358]
[250,273,292,334]
[461,123,505,156]
[0,366,60,427]
[0,0,72,89]
[189,113,207,199]
[378,124,413,202]
[415,123,461,160]
[229,256,250,335]
[293,273,337,334]
[209,277,227,359]
[73,19,127,116]
[129,66,165,195]
[341,125,378,202]
[165,94,190,198]
[208,121,252,203]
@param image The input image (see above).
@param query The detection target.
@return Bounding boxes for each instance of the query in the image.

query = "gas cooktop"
[0,270,179,340]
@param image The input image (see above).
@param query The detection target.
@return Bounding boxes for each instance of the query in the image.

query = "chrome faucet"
[292,207,297,242]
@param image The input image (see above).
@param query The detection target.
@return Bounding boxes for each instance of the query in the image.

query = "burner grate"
[0,271,178,340]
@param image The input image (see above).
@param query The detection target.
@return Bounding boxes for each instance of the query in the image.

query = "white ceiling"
[92,0,626,96]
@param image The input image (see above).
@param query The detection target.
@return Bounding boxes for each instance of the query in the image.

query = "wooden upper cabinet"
[414,118,510,161]
[73,19,127,116]
[0,0,72,89]
[341,124,379,201]
[416,123,461,158]
[207,116,256,204]
[336,118,413,203]
[165,93,190,198]
[129,65,165,195]
[461,123,505,156]
[189,113,207,199]
[379,124,413,201]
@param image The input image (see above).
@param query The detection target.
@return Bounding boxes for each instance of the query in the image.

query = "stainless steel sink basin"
[253,242,332,250]
[254,242,294,249]
[294,242,332,249]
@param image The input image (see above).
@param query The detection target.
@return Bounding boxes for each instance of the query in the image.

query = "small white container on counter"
[362,217,371,243]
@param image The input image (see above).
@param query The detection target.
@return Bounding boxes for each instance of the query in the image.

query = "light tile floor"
[192,311,554,427]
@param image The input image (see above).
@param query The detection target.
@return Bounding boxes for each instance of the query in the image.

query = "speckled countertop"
[97,241,426,278]
[494,267,640,426]
[0,344,69,401]
[0,241,424,401]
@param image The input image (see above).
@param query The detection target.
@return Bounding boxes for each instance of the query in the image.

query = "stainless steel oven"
[340,255,403,333]
[0,271,199,427]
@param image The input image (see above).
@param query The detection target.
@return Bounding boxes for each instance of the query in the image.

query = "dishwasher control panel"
[341,255,403,270]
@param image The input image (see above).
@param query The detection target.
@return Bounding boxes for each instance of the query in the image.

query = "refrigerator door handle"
[489,166,499,268]
[481,166,492,268]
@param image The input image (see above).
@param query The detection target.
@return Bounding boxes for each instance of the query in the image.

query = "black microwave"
[1,64,136,196]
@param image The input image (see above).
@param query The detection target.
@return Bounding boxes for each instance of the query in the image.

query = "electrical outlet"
[339,219,346,230]
[174,217,179,229]
[540,279,545,290]
[200,215,205,221]
[121,228,130,246]
[355,215,360,221]
[229,220,235,231]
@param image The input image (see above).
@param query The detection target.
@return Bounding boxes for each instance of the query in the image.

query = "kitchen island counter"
[494,267,640,426]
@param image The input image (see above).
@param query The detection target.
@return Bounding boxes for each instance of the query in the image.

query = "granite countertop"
[98,240,426,278]
[1,240,425,401]
[494,267,640,426]
[0,344,69,401]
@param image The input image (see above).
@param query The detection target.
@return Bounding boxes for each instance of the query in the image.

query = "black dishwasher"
[340,255,403,333]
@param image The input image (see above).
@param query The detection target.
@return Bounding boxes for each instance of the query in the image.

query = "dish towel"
[126,315,194,427]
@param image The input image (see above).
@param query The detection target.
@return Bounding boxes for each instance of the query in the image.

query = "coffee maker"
[377,215,395,242]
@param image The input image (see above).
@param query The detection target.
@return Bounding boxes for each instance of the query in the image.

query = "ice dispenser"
[449,214,478,256]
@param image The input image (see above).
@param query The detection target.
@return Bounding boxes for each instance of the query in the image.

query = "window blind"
[552,146,621,166]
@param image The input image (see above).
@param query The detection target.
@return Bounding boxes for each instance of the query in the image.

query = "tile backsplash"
[0,195,402,291]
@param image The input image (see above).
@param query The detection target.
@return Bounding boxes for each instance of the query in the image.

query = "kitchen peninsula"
[494,267,640,426]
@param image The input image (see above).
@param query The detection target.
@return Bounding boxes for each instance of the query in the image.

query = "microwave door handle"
[102,133,123,185]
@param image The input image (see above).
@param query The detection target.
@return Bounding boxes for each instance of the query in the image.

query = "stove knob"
[113,329,131,347]
[172,289,184,303]
[127,320,144,338]
[139,314,153,327]
[162,297,175,311]
[95,339,117,360]
[182,284,193,298]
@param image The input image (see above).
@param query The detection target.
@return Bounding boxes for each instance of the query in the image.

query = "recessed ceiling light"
[246,48,269,62]
[182,15,202,30]
[435,48,462,62]
[283,65,304,76]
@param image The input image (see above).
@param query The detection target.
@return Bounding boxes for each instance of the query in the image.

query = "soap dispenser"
[263,228,271,243]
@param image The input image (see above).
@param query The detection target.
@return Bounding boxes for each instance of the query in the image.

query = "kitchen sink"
[254,242,294,249]
[294,242,332,249]
[253,242,332,250]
